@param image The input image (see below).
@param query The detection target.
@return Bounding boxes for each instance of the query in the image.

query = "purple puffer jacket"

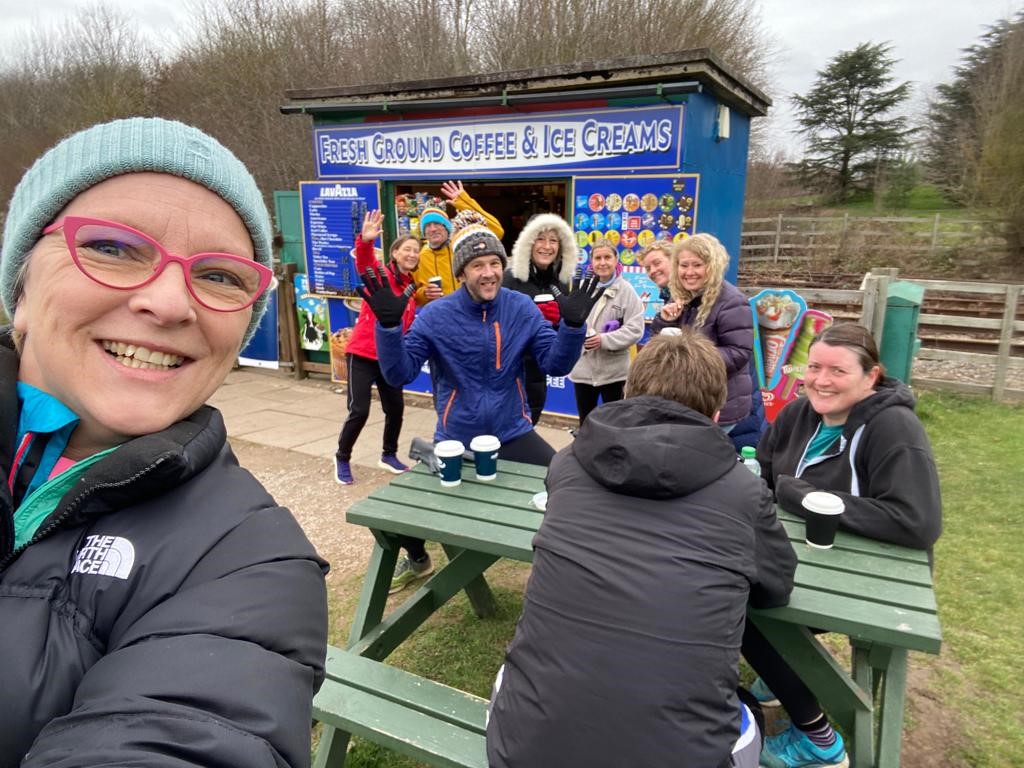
[651,280,754,424]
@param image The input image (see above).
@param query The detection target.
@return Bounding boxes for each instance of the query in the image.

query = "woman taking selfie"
[0,117,328,767]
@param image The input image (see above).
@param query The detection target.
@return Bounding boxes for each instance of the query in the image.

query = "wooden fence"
[741,213,1014,265]
[742,269,1024,403]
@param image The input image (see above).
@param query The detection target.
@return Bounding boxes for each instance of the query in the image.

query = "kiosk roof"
[280,49,770,119]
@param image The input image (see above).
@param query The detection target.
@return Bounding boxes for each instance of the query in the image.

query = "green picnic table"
[314,459,941,768]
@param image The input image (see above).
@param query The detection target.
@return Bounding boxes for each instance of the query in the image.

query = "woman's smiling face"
[803,342,881,426]
[14,173,253,457]
[675,249,708,292]
[531,231,561,269]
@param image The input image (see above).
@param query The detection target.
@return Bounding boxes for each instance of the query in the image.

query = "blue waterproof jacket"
[376,286,586,444]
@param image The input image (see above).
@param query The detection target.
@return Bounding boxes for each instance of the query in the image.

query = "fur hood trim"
[509,213,577,285]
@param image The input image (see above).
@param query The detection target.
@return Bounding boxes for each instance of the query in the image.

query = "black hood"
[571,396,739,500]
[844,376,917,437]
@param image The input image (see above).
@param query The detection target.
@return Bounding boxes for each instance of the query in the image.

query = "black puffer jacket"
[1,332,329,768]
[651,280,754,424]
[757,376,942,553]
[486,396,795,768]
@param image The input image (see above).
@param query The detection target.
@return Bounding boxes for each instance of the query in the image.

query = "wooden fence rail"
[741,214,1013,264]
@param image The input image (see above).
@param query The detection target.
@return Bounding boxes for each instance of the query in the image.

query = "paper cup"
[428,276,443,289]
[469,435,501,481]
[802,491,845,549]
[533,293,554,304]
[434,440,465,487]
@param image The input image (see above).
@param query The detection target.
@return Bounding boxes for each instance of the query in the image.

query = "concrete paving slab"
[241,415,341,449]
[212,379,295,402]
[270,394,347,419]
[213,395,280,420]
[216,368,581,462]
[225,409,297,438]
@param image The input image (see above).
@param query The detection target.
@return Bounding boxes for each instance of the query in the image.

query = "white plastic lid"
[534,293,554,303]
[470,435,501,451]
[802,491,844,515]
[434,440,466,457]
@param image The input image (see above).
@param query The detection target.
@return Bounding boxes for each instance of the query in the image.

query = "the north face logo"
[71,535,135,580]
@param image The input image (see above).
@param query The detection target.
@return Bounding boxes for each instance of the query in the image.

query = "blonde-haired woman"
[651,233,754,429]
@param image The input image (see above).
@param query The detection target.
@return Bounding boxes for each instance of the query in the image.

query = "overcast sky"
[1,0,1019,154]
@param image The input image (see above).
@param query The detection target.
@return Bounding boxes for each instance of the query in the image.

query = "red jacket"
[345,236,416,360]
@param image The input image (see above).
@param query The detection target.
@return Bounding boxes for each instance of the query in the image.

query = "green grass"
[321,392,1024,767]
[915,392,1024,767]
[820,185,995,220]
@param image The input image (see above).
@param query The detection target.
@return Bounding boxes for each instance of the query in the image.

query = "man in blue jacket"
[360,223,604,591]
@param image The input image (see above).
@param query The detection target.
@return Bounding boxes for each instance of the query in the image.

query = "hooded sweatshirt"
[757,376,942,553]
[486,396,795,768]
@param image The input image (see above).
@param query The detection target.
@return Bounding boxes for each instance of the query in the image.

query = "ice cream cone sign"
[749,289,832,422]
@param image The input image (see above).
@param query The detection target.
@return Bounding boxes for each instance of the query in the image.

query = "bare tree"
[0,4,156,224]
[472,0,773,90]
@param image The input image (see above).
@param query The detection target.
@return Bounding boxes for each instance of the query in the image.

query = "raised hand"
[553,272,605,328]
[361,209,383,243]
[358,265,414,328]
[440,180,464,202]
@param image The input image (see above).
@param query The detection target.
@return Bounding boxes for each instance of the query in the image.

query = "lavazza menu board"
[299,180,381,297]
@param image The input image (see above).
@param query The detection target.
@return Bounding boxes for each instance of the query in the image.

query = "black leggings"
[741,620,822,725]
[572,380,625,424]
[400,430,556,560]
[336,354,404,461]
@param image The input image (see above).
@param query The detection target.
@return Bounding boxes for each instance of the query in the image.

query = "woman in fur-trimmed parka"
[503,213,578,423]
[0,118,328,768]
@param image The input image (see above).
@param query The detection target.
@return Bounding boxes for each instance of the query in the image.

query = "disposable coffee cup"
[428,276,443,294]
[802,491,845,549]
[434,440,465,487]
[469,435,501,481]
[533,293,554,304]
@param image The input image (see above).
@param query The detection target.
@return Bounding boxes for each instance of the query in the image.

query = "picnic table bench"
[313,646,487,768]
[314,459,941,768]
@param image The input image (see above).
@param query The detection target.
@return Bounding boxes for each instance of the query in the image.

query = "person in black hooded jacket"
[486,328,796,768]
[748,322,942,768]
[0,118,328,768]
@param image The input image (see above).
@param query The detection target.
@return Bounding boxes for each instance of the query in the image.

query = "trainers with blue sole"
[759,724,849,768]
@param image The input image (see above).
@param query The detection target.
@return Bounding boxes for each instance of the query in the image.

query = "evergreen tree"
[790,42,914,201]
[924,13,1024,210]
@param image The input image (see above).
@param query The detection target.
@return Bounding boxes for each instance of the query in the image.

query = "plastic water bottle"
[741,446,760,477]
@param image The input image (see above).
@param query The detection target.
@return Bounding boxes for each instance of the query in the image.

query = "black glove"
[357,266,413,328]
[552,272,605,328]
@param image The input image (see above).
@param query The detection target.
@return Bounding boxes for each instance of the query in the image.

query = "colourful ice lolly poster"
[749,289,833,422]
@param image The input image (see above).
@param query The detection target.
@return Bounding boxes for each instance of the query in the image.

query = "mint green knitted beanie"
[1,117,273,347]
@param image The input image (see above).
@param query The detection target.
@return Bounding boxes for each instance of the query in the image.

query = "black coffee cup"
[802,491,844,549]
